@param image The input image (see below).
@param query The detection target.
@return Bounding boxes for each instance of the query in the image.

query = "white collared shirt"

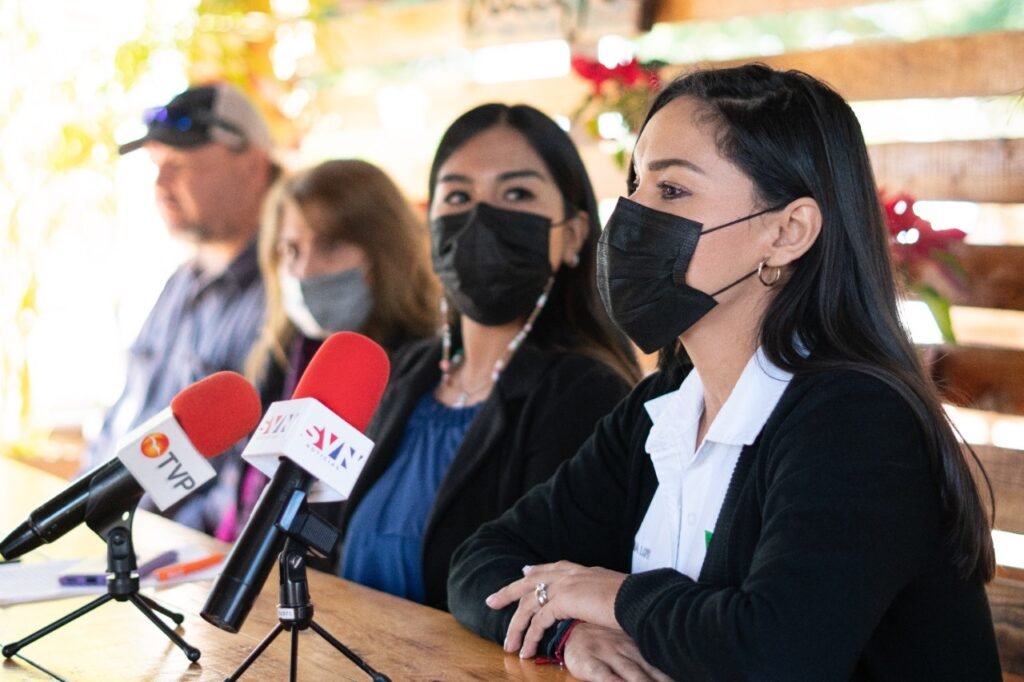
[632,347,792,579]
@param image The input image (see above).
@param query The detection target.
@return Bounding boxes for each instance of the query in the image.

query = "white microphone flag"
[242,398,375,503]
[115,407,217,511]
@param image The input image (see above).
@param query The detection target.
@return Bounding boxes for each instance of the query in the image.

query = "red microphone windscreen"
[291,331,391,432]
[170,371,262,457]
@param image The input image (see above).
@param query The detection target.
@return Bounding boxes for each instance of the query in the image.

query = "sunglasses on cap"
[143,105,249,150]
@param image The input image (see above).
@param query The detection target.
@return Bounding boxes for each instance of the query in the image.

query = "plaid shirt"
[83,238,265,532]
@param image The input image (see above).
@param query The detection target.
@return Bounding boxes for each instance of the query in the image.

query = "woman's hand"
[485,561,628,658]
[564,623,673,682]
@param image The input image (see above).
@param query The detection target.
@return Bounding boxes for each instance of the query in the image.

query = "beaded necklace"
[440,276,555,408]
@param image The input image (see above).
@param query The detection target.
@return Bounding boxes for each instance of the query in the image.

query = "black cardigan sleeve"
[517,355,634,490]
[447,371,663,646]
[451,369,979,680]
[616,372,942,680]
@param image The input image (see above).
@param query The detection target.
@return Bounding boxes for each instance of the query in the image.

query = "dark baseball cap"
[119,83,272,155]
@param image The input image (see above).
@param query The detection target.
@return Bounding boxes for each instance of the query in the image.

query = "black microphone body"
[0,459,142,559]
[201,332,391,634]
[201,460,313,632]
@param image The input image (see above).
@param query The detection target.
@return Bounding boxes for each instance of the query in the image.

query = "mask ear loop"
[709,268,759,297]
[700,202,788,236]
[707,259,782,298]
[703,202,789,296]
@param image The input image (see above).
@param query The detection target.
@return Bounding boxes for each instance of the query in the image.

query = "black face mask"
[597,197,782,353]
[431,203,554,326]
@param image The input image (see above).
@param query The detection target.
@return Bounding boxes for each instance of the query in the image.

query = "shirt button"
[686,513,697,526]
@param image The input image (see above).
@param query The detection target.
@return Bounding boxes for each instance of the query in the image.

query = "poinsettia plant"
[881,191,967,343]
[569,55,664,168]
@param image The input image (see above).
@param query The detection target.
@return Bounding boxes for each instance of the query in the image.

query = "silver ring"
[535,582,549,607]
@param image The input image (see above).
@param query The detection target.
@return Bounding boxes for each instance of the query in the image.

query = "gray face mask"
[280,266,373,340]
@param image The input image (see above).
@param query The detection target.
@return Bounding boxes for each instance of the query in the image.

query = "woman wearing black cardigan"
[321,104,639,611]
[448,65,1000,680]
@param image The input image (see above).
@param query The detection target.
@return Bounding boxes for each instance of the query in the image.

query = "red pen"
[155,553,224,582]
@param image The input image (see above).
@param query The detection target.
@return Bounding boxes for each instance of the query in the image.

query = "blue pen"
[58,572,105,587]
[59,549,179,587]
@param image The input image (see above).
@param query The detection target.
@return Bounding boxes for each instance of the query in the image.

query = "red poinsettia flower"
[571,56,614,94]
[880,191,966,267]
[879,190,967,343]
[570,56,662,95]
[610,59,644,86]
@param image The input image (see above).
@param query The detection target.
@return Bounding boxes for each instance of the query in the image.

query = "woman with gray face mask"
[214,159,439,542]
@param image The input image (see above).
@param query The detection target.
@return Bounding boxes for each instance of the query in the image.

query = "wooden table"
[0,457,572,681]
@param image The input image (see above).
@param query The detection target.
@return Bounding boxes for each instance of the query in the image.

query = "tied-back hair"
[246,159,440,383]
[428,103,641,384]
[635,64,994,583]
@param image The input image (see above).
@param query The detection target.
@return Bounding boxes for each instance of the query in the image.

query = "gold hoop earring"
[757,260,782,287]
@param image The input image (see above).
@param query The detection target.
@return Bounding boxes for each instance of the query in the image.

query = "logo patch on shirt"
[633,541,651,559]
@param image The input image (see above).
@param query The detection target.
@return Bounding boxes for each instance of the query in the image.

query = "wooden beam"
[914,245,1024,312]
[583,136,1024,208]
[655,0,870,24]
[974,441,1024,676]
[972,444,1024,535]
[581,139,1024,207]
[667,31,1024,100]
[323,3,1023,103]
[928,345,1024,416]
[319,33,1023,131]
[988,577,1024,676]
[871,139,1024,205]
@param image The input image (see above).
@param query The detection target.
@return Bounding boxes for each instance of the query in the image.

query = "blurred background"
[0,0,1022,477]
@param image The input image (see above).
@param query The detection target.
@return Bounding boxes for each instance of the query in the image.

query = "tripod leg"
[309,620,391,682]
[290,627,299,682]
[136,593,185,625]
[225,623,285,682]
[2,593,113,658]
[126,593,200,662]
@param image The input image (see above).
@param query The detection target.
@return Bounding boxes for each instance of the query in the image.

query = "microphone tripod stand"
[224,490,389,682]
[1,507,200,663]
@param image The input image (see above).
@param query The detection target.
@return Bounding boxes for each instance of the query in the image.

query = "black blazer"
[449,366,1001,680]
[319,337,632,610]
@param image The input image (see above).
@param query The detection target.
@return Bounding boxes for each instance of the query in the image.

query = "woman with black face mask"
[320,104,640,611]
[449,65,1000,681]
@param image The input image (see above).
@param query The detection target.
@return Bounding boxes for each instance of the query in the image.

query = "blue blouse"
[340,389,481,603]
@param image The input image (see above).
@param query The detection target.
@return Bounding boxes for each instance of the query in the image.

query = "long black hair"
[429,103,640,383]
[635,64,993,583]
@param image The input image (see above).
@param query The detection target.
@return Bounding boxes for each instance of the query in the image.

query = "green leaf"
[916,284,957,344]
[613,146,627,170]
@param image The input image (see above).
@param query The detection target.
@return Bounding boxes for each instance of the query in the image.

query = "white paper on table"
[0,545,223,607]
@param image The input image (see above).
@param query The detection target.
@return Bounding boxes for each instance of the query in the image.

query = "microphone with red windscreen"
[201,332,390,633]
[171,372,264,457]
[0,371,261,560]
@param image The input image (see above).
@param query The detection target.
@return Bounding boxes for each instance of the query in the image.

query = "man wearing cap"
[83,83,276,533]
